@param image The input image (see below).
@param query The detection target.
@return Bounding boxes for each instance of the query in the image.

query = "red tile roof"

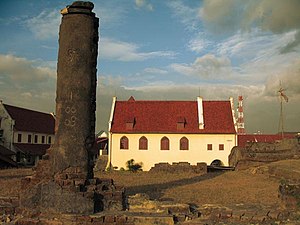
[4,104,55,134]
[238,134,295,147]
[14,143,50,156]
[111,98,236,134]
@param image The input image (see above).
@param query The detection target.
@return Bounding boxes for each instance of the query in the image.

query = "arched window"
[120,136,129,150]
[161,136,169,150]
[139,136,148,150]
[180,137,189,150]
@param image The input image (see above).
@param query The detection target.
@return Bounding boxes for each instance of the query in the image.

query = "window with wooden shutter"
[207,144,212,151]
[120,136,129,150]
[180,137,189,150]
[161,136,169,150]
[219,144,224,151]
[139,136,148,150]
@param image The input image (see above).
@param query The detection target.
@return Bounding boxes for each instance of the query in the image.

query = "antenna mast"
[237,95,245,134]
[278,82,288,138]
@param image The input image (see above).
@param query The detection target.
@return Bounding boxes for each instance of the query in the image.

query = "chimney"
[108,96,117,132]
[197,97,204,129]
[229,97,237,133]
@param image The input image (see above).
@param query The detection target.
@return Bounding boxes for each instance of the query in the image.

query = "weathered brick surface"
[279,182,300,209]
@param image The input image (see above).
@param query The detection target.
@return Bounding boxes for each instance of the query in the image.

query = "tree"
[126,159,143,172]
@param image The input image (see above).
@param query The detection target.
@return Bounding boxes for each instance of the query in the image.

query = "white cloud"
[0,54,55,83]
[24,9,60,40]
[100,38,176,61]
[170,54,232,79]
[200,0,300,52]
[94,2,128,27]
[143,67,168,74]
[0,54,56,113]
[135,0,153,11]
[217,30,297,61]
[187,35,211,53]
[264,60,300,98]
[167,1,201,31]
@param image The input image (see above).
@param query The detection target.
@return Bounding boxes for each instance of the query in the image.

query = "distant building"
[108,96,237,171]
[0,144,17,168]
[238,133,296,148]
[90,131,108,162]
[0,101,55,166]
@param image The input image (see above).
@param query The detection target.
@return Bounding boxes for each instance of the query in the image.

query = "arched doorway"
[210,159,224,167]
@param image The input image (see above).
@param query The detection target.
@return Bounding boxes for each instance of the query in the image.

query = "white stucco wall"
[13,131,55,144]
[110,133,236,171]
[0,103,14,151]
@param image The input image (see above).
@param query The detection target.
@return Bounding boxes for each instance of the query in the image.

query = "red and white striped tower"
[237,95,245,134]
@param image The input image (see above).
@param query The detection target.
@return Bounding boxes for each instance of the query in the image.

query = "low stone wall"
[229,138,300,168]
[279,182,300,209]
[149,162,207,174]
[0,197,19,223]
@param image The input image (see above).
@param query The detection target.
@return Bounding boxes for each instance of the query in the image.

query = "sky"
[0,0,299,134]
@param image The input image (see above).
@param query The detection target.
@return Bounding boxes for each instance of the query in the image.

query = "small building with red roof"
[108,96,237,170]
[237,133,296,148]
[0,101,55,166]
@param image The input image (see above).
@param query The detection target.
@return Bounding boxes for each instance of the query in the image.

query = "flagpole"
[280,96,284,139]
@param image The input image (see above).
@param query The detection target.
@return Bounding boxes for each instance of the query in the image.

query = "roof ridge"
[4,104,53,116]
[117,100,230,103]
[119,100,196,102]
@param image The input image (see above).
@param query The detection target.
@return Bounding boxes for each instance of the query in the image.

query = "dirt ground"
[96,169,281,208]
[1,159,299,209]
[0,168,32,197]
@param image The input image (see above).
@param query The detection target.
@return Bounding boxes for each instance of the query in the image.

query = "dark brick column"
[52,0,98,180]
[19,2,125,216]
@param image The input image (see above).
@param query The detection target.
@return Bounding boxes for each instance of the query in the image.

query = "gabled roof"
[3,104,55,134]
[110,98,236,134]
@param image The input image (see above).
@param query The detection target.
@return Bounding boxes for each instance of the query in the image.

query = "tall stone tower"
[20,1,124,216]
[52,0,98,180]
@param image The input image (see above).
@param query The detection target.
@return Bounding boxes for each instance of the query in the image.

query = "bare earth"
[1,159,300,210]
[96,168,281,208]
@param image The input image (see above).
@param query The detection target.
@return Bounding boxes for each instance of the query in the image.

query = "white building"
[108,96,237,171]
[0,101,55,165]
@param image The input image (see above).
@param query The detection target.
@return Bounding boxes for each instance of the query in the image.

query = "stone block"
[103,215,115,223]
[115,215,127,223]
[91,216,105,223]
[21,176,32,189]
[76,215,93,223]
[16,219,40,225]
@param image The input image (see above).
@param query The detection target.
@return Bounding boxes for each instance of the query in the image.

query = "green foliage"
[126,159,143,172]
[280,178,287,185]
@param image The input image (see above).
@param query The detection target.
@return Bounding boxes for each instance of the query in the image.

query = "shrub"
[126,159,143,172]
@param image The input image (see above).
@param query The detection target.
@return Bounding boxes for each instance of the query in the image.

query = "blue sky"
[0,0,300,133]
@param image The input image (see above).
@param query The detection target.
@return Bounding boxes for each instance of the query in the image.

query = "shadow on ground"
[126,171,223,200]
